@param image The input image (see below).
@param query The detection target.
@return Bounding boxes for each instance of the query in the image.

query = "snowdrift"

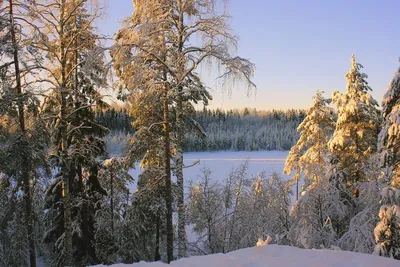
[92,245,399,267]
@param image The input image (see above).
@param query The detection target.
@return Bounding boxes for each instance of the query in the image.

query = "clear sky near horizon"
[99,0,400,110]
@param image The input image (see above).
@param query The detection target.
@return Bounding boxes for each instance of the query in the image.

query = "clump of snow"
[90,245,399,267]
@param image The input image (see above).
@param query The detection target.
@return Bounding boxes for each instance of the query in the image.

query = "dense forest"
[95,108,305,152]
[0,0,399,267]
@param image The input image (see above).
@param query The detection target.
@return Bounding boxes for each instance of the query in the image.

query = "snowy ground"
[91,244,399,267]
[128,150,290,193]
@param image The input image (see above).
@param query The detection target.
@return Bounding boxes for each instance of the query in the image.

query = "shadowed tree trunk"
[163,68,174,263]
[9,1,36,266]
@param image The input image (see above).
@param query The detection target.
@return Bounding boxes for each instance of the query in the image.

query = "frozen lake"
[128,150,290,193]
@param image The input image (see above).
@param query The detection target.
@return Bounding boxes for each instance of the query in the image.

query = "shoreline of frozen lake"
[128,150,290,194]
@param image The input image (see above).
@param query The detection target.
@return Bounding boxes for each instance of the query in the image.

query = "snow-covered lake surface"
[128,150,290,193]
[91,244,399,267]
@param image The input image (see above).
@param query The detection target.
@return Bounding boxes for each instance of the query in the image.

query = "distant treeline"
[95,108,134,134]
[96,107,306,152]
[184,108,305,151]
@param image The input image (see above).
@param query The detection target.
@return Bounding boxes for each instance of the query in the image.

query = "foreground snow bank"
[91,245,399,267]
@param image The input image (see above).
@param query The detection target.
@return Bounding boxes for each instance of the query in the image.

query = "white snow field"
[91,244,399,267]
[128,150,290,193]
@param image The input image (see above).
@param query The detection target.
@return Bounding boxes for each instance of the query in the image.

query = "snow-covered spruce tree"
[95,157,133,264]
[328,55,380,193]
[374,187,400,259]
[283,91,339,248]
[379,59,400,187]
[29,1,107,265]
[374,61,400,259]
[284,90,335,199]
[0,1,49,266]
[335,151,381,254]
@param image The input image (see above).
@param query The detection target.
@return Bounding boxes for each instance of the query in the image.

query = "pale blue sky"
[100,0,400,110]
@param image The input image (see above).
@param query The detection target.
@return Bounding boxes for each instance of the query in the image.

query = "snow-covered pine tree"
[328,55,380,193]
[117,76,172,262]
[374,60,400,259]
[113,1,255,259]
[107,98,168,262]
[29,0,107,265]
[0,1,49,266]
[112,1,176,260]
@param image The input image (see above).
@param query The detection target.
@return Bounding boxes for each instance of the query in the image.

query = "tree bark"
[296,171,299,201]
[176,2,187,257]
[175,92,186,258]
[154,214,161,261]
[60,0,73,265]
[9,1,36,266]
[163,71,174,263]
[111,172,114,234]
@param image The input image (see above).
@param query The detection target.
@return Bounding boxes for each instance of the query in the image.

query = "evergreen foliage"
[0,0,400,265]
[328,55,380,188]
[374,61,400,259]
[97,107,305,154]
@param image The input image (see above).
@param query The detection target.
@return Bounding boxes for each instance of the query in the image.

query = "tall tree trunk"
[60,0,73,265]
[111,172,114,234]
[296,170,299,201]
[175,93,186,258]
[9,1,36,266]
[176,3,187,257]
[163,71,174,263]
[154,214,161,261]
